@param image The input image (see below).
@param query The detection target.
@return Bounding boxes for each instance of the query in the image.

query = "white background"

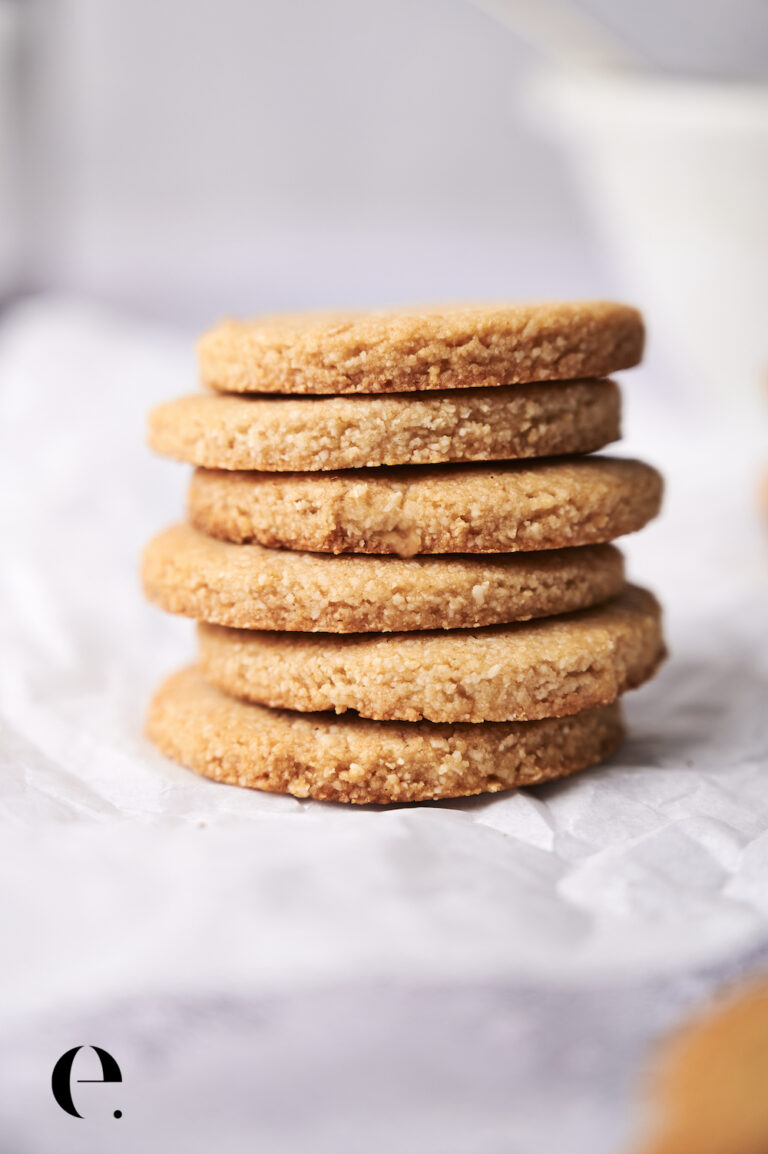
[4,0,767,324]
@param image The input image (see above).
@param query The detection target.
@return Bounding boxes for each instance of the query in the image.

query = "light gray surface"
[3,948,768,1154]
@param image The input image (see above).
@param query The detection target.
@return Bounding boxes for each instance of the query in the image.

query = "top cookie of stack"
[144,302,664,804]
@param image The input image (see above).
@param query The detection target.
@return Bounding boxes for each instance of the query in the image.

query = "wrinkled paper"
[1,297,768,1151]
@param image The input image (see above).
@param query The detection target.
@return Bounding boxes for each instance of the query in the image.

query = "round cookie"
[148,379,620,471]
[635,980,768,1154]
[199,302,644,395]
[147,667,625,803]
[142,524,625,633]
[199,584,665,723]
[189,457,663,556]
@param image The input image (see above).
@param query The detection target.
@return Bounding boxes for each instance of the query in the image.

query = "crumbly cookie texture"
[142,524,625,633]
[199,584,665,723]
[189,457,663,556]
[148,379,620,471]
[147,667,624,803]
[198,302,644,395]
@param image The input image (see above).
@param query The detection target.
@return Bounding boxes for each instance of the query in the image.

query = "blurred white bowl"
[532,70,768,427]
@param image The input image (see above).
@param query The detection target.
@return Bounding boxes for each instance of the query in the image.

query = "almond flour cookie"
[189,457,663,556]
[147,667,624,803]
[634,980,768,1154]
[148,379,620,471]
[199,302,643,395]
[199,585,664,723]
[142,524,625,633]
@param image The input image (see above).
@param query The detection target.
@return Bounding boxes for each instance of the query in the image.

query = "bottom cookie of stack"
[147,667,624,804]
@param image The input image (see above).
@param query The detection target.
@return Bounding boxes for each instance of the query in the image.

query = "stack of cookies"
[143,303,665,804]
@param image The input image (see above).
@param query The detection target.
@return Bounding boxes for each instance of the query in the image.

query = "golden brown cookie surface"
[142,524,625,633]
[148,379,620,471]
[147,666,624,803]
[199,302,643,395]
[189,457,663,556]
[199,585,665,722]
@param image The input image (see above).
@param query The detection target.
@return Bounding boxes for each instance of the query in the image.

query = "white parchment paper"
[1,295,767,1044]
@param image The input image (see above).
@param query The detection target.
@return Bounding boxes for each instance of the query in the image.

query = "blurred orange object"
[633,978,768,1154]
